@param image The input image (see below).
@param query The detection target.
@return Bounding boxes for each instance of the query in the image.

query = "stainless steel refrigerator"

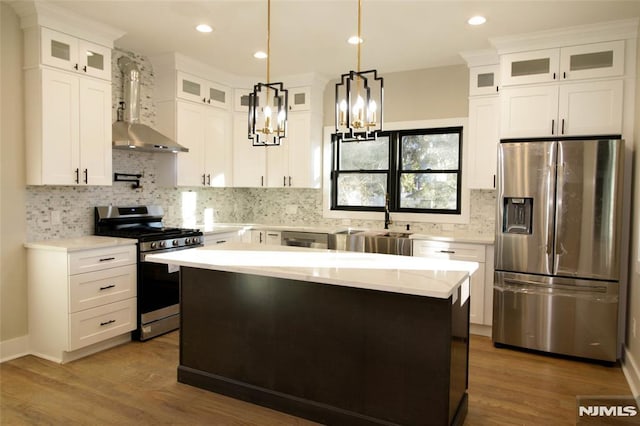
[493,138,624,362]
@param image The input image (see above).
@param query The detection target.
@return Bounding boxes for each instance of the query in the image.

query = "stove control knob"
[173,239,179,246]
[185,238,191,245]
[192,237,200,244]
[150,242,157,249]
[159,241,166,248]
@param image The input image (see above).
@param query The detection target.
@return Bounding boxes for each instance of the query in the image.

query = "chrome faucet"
[384,193,392,229]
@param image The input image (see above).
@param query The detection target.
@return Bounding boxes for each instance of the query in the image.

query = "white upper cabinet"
[27,67,112,185]
[559,41,625,81]
[469,64,500,96]
[156,100,232,187]
[557,79,624,136]
[232,113,267,187]
[234,88,254,112]
[41,27,111,81]
[500,79,623,138]
[288,86,311,111]
[177,71,231,109]
[467,97,500,189]
[501,41,625,86]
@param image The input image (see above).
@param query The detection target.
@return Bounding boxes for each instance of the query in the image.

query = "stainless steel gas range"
[95,205,203,340]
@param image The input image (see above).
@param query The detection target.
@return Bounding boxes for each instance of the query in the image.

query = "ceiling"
[44,1,640,78]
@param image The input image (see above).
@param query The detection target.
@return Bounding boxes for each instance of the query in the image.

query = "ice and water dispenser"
[502,197,533,234]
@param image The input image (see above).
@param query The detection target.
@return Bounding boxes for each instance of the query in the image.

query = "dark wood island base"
[178,267,470,426]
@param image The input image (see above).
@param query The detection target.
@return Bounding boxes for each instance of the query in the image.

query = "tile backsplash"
[25,47,496,242]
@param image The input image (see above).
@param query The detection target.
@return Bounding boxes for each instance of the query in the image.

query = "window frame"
[331,126,463,215]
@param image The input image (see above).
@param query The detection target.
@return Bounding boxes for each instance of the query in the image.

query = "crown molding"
[11,0,125,47]
[490,18,639,54]
[459,49,499,67]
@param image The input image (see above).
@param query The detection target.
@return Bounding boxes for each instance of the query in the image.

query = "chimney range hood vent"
[112,57,188,153]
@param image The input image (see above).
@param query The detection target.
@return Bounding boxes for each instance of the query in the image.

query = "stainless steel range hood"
[112,57,188,153]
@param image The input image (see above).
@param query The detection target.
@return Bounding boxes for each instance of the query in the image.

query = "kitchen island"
[146,243,477,426]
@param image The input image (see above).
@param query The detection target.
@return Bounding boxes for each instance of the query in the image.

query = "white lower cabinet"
[204,231,242,246]
[413,240,494,333]
[245,230,281,245]
[27,241,137,363]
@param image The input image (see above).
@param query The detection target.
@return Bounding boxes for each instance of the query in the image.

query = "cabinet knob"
[73,64,79,70]
[82,65,87,72]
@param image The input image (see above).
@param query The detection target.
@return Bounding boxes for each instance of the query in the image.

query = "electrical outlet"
[51,210,62,225]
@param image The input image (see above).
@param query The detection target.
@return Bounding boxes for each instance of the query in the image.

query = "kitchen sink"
[330,230,413,256]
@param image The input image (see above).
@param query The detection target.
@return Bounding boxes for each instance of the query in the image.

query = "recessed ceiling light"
[468,16,486,26]
[254,51,268,59]
[347,36,363,45]
[196,24,213,33]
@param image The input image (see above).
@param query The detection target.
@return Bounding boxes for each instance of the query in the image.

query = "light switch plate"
[285,205,298,214]
[51,210,62,225]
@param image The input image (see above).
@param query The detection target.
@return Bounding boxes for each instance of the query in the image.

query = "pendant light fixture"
[335,0,383,141]
[249,0,288,146]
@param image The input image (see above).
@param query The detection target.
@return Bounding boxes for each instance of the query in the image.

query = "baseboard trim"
[622,347,640,398]
[0,335,29,363]
[470,323,492,337]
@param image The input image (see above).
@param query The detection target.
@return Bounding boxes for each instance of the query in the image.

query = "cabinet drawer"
[69,264,137,313]
[69,245,136,274]
[68,298,136,351]
[412,240,486,262]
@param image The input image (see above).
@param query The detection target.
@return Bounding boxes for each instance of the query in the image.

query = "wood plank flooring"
[0,332,632,425]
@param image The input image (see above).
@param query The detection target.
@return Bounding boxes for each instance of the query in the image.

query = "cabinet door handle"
[99,284,116,291]
[552,72,556,80]
[496,86,499,93]
[563,71,567,79]
[551,119,555,135]
[288,176,292,187]
[207,99,211,104]
[83,168,88,184]
[261,176,264,187]
[561,119,565,135]
[439,250,456,254]
[283,176,286,187]
[99,257,116,262]
[100,319,116,327]
[75,168,79,184]
[216,240,227,244]
[82,65,87,72]
[202,97,207,103]
[73,63,79,70]
[493,174,496,188]
[259,232,263,244]
[202,174,206,185]
[206,174,211,185]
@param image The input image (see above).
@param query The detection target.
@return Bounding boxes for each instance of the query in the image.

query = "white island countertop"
[145,243,478,299]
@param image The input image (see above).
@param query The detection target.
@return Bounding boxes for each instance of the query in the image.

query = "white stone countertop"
[24,236,137,252]
[198,223,494,245]
[145,243,479,299]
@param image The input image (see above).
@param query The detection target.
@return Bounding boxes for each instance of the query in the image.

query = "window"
[331,127,462,214]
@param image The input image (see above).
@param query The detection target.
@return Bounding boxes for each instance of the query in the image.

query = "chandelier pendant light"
[249,0,288,146]
[335,0,384,141]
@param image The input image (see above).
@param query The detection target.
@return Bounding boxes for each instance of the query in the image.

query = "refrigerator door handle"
[502,278,608,294]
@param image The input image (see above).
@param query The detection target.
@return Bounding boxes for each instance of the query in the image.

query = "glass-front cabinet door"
[41,27,111,81]
[177,71,207,104]
[469,64,500,96]
[77,40,111,80]
[41,27,79,72]
[288,86,311,111]
[501,48,560,86]
[560,40,624,81]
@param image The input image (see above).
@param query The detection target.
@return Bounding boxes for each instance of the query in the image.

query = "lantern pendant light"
[335,0,384,141]
[249,0,288,146]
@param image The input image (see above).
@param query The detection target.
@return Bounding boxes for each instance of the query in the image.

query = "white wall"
[0,3,28,352]
[623,29,640,398]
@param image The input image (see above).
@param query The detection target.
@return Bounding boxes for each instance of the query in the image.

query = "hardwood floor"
[0,332,632,425]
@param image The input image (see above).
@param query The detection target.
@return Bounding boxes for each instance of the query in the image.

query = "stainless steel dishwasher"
[281,231,328,249]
